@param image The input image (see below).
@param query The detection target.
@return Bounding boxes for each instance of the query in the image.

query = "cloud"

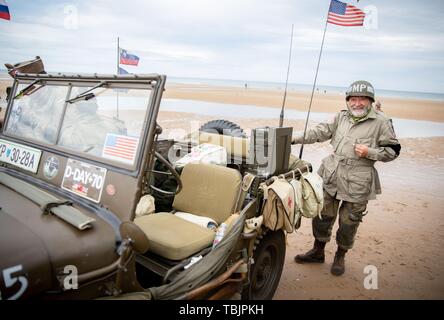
[1,0,443,93]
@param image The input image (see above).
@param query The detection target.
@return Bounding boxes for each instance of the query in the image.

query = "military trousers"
[312,190,367,250]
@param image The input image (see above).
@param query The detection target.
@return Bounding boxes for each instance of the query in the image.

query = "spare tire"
[199,119,246,138]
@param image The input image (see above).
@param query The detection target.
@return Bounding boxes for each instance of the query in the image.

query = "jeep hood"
[0,172,119,299]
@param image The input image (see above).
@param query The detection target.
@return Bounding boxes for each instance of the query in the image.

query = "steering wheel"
[149,151,183,196]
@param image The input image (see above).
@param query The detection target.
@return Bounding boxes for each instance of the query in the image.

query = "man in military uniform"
[292,80,401,276]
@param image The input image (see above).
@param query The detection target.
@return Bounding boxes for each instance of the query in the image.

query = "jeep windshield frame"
[13,79,46,99]
[1,73,166,176]
[65,81,108,104]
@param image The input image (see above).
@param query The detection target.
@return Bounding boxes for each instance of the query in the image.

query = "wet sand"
[277,138,444,300]
[164,83,444,122]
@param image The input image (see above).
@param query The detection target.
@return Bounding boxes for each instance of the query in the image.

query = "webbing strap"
[41,200,73,214]
[236,173,256,212]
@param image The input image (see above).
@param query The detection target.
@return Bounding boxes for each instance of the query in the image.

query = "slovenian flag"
[119,48,139,66]
[118,67,129,74]
[0,0,10,20]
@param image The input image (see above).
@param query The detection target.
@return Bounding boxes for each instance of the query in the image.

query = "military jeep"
[0,72,309,300]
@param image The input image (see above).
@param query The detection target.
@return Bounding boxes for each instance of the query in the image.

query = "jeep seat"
[134,163,242,261]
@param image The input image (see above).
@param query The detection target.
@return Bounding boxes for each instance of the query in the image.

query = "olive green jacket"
[293,107,400,203]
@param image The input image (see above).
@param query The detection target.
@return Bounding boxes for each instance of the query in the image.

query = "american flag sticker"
[102,133,139,164]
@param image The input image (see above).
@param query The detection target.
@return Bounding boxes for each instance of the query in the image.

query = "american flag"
[103,134,139,163]
[327,0,365,27]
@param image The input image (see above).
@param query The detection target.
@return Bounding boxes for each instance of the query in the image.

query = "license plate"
[0,139,42,173]
[62,159,107,203]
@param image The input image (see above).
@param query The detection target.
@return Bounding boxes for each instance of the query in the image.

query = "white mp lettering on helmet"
[352,84,360,92]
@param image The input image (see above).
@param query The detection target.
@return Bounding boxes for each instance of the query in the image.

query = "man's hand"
[354,144,369,158]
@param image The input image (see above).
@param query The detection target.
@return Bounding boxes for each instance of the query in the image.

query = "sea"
[168,76,444,102]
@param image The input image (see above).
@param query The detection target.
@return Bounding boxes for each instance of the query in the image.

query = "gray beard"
[348,105,370,118]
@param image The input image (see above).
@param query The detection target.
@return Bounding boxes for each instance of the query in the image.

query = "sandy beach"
[155,111,444,300]
[156,83,444,300]
[278,137,444,300]
[164,83,444,122]
[1,79,443,299]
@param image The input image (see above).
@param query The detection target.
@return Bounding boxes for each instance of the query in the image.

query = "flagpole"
[299,6,331,159]
[279,24,294,128]
[117,37,120,74]
[116,36,120,119]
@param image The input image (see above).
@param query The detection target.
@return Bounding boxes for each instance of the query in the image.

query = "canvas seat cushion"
[172,163,242,224]
[134,163,242,260]
[134,212,215,261]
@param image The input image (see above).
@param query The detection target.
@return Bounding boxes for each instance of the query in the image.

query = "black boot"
[331,247,347,276]
[294,239,326,264]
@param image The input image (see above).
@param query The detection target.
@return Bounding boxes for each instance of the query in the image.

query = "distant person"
[244,83,248,90]
[375,100,382,112]
[292,80,401,276]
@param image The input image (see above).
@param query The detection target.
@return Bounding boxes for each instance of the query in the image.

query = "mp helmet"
[345,80,375,102]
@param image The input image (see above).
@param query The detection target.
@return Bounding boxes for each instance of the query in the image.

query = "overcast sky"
[0,0,443,93]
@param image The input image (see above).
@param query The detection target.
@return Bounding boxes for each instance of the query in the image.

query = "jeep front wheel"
[243,229,286,300]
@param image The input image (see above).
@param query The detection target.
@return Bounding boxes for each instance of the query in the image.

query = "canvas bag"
[288,172,303,222]
[260,176,298,233]
[296,166,324,219]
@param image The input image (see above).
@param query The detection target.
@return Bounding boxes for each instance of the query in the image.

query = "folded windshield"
[5,81,153,167]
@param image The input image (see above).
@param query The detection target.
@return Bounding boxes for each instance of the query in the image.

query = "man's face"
[347,96,372,118]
